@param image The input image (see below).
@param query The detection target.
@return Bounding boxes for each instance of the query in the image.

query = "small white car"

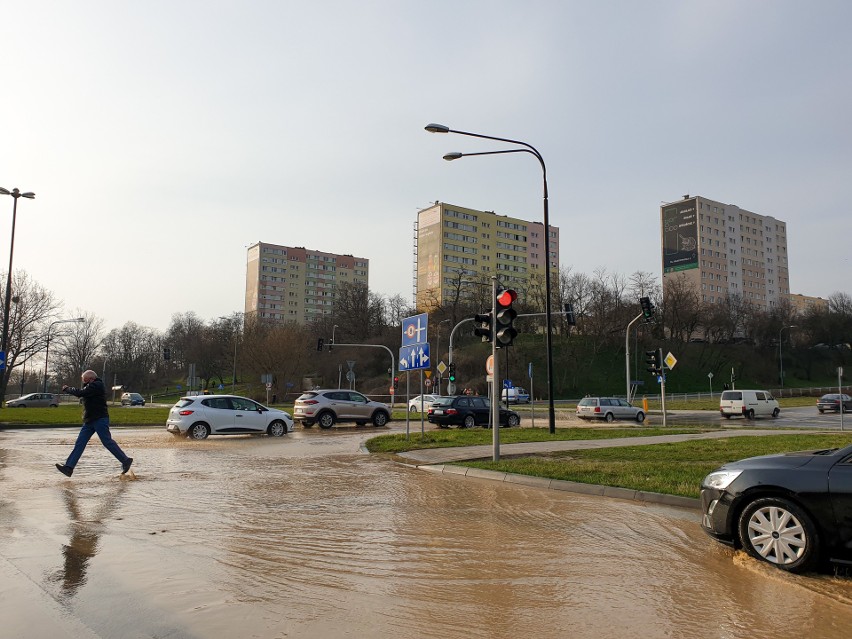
[6,393,60,408]
[576,397,645,423]
[408,394,439,413]
[501,387,531,404]
[166,394,294,440]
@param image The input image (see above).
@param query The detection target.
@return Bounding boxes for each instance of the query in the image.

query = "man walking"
[55,369,133,477]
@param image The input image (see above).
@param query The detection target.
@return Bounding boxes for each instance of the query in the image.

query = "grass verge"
[461,434,852,498]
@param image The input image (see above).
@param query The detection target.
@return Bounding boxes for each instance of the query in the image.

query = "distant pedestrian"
[55,370,133,477]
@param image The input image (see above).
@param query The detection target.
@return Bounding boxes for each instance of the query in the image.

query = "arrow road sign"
[398,343,431,371]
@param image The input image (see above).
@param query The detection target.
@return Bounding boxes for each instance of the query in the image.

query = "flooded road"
[2,425,851,638]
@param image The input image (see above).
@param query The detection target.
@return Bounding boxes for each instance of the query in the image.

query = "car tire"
[635,411,645,423]
[50,403,58,407]
[267,420,286,437]
[188,423,211,440]
[409,405,417,413]
[772,407,780,418]
[737,496,819,573]
[605,412,615,423]
[723,414,731,419]
[463,415,476,429]
[507,414,520,427]
[746,409,755,420]
[818,409,824,414]
[318,412,335,429]
[372,411,389,427]
[302,421,314,428]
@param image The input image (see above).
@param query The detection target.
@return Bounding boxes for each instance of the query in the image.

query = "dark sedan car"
[700,443,852,573]
[427,395,520,429]
[817,393,852,413]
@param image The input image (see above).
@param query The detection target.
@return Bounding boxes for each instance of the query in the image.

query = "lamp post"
[43,318,85,392]
[0,187,35,401]
[779,325,796,389]
[426,123,557,433]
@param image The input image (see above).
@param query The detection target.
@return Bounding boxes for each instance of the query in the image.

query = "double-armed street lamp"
[425,123,557,433]
[43,318,85,392]
[1,187,35,396]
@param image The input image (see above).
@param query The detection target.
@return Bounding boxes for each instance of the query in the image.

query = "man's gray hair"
[82,369,98,381]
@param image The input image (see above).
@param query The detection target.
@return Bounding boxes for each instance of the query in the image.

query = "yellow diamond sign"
[664,352,677,369]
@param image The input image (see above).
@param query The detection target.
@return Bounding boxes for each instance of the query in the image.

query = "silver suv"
[576,397,645,423]
[293,390,391,429]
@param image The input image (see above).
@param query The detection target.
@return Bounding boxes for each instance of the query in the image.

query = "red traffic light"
[496,289,517,307]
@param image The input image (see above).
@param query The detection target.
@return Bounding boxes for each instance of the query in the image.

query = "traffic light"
[494,288,518,348]
[393,376,399,390]
[645,349,661,375]
[564,303,576,326]
[163,347,171,361]
[317,338,324,352]
[640,296,655,322]
[448,362,456,383]
[473,311,493,343]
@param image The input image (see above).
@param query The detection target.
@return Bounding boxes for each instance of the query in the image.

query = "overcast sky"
[2,1,850,332]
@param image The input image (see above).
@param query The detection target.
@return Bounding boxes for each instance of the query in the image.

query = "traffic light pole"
[625,312,643,402]
[660,347,667,428]
[491,276,500,462]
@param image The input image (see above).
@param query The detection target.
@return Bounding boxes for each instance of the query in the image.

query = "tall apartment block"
[661,195,790,310]
[414,201,559,309]
[245,242,369,323]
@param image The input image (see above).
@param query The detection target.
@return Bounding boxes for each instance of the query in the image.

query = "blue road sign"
[398,343,431,371]
[503,379,513,389]
[0,351,5,371]
[401,313,428,347]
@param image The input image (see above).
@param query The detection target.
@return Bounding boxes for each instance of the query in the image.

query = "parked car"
[6,393,60,408]
[293,390,391,428]
[166,394,294,440]
[427,395,520,429]
[816,393,852,413]
[719,389,780,419]
[700,442,852,573]
[408,394,439,413]
[576,397,645,423]
[501,387,531,404]
[121,392,146,406]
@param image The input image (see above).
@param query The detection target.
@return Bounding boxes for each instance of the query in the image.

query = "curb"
[400,461,700,510]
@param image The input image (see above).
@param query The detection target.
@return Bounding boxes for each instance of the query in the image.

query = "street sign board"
[665,352,677,369]
[437,361,447,375]
[486,355,494,376]
[503,379,513,389]
[401,313,428,347]
[425,378,432,387]
[447,382,456,395]
[0,351,5,371]
[398,343,430,371]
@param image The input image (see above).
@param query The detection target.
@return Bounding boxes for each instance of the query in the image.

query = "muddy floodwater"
[1,426,851,638]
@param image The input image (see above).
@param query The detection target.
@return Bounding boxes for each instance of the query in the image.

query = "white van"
[719,389,780,419]
[501,387,531,404]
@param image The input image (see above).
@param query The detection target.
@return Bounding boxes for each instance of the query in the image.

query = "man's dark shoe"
[121,458,133,474]
[55,464,73,477]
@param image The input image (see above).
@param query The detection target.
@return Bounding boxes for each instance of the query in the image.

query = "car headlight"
[702,469,742,490]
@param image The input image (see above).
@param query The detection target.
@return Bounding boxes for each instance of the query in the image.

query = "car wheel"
[372,411,389,427]
[409,405,417,413]
[507,414,520,427]
[50,403,58,407]
[267,420,286,437]
[188,423,210,440]
[772,407,780,418]
[463,415,476,429]
[635,411,645,423]
[818,409,824,414]
[302,421,314,428]
[723,414,732,419]
[746,409,755,420]
[737,497,819,573]
[605,412,615,423]
[318,412,335,429]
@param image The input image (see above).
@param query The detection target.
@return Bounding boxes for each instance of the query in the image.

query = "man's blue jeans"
[65,416,129,469]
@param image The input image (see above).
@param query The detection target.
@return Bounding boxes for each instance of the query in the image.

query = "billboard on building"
[662,199,698,273]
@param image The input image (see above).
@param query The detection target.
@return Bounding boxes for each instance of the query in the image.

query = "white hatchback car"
[166,394,294,440]
[408,394,439,413]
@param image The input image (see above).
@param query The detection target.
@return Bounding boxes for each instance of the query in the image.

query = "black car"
[817,393,852,413]
[427,396,520,429]
[700,443,852,573]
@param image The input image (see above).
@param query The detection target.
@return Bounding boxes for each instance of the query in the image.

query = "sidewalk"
[396,429,823,510]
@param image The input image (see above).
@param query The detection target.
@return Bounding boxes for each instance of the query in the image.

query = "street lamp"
[779,325,796,389]
[426,123,558,433]
[0,187,35,400]
[435,319,451,395]
[43,318,85,392]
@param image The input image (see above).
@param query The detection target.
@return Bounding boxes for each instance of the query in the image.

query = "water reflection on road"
[1,426,850,638]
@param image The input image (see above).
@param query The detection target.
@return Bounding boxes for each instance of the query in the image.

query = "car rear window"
[721,391,742,401]
[578,398,597,407]
[296,392,318,401]
[175,399,195,408]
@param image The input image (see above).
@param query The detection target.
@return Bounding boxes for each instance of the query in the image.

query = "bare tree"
[54,311,106,380]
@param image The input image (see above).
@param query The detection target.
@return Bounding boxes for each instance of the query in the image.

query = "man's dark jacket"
[65,377,109,423]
